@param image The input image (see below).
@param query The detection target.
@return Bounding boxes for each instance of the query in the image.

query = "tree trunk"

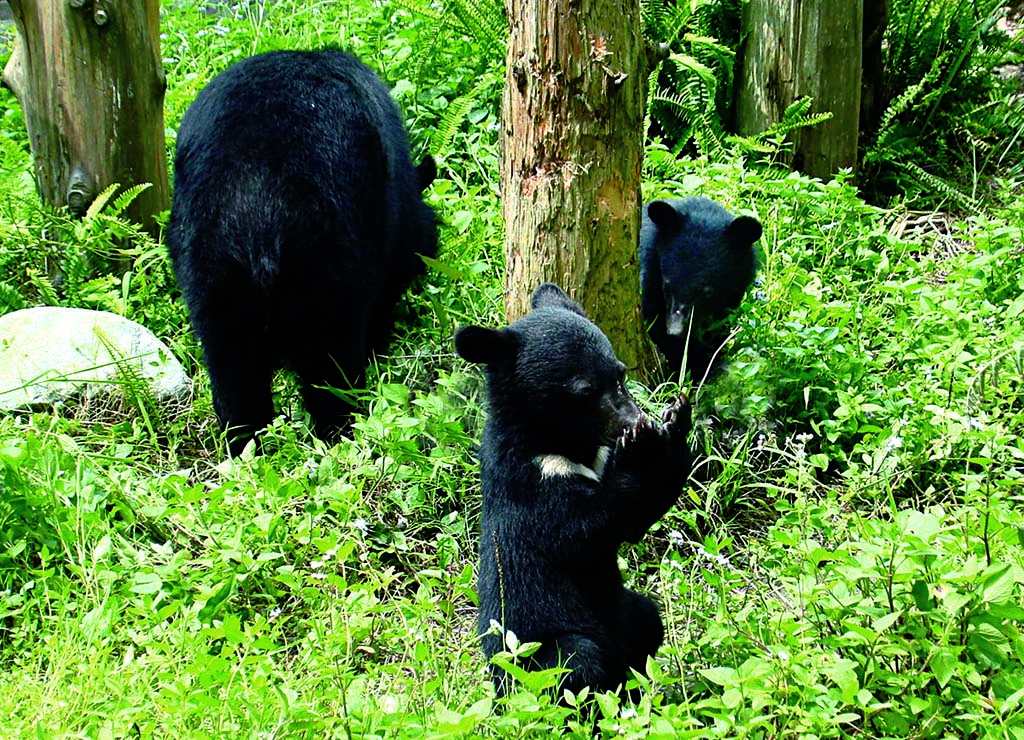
[2,0,168,237]
[501,0,659,380]
[860,0,889,138]
[736,0,863,180]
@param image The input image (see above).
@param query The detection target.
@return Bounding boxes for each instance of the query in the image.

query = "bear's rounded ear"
[417,155,437,191]
[530,283,585,316]
[646,200,683,230]
[455,325,514,365]
[728,215,763,246]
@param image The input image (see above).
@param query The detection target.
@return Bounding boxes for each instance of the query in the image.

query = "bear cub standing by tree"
[455,283,692,699]
[166,49,438,455]
[640,197,763,382]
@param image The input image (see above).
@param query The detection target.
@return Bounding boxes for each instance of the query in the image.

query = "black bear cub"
[640,197,762,382]
[455,283,692,699]
[166,49,438,455]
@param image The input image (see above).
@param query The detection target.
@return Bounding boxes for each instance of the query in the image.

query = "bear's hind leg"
[195,298,276,456]
[619,590,665,679]
[291,332,368,443]
[492,634,609,698]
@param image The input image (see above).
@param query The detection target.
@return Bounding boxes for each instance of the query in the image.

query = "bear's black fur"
[455,283,692,699]
[166,49,438,455]
[640,197,762,382]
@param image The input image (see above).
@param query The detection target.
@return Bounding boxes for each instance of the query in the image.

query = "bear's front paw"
[616,414,670,469]
[662,394,692,438]
[660,394,692,462]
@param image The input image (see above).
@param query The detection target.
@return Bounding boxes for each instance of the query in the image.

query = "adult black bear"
[640,197,762,382]
[455,283,692,699]
[166,49,438,455]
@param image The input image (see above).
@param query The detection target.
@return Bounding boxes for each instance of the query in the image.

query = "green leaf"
[198,578,235,624]
[699,667,737,686]
[222,613,245,644]
[824,658,860,704]
[873,611,902,633]
[129,572,162,595]
[595,691,620,719]
[92,535,111,563]
[722,688,743,709]
[980,563,1015,605]
[912,580,933,611]
[930,647,958,688]
[0,438,27,466]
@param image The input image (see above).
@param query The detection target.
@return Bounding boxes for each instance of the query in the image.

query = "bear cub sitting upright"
[455,283,692,699]
[166,49,438,456]
[640,197,763,381]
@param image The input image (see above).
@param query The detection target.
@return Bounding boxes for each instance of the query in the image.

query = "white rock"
[0,306,190,410]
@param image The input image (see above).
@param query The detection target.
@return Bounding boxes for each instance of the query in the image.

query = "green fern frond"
[431,79,489,157]
[77,275,124,314]
[393,0,505,50]
[453,0,507,47]
[643,64,662,140]
[764,97,833,139]
[779,96,813,122]
[85,183,120,220]
[643,0,738,162]
[64,247,93,289]
[666,52,717,90]
[0,281,27,312]
[896,160,978,209]
[94,328,162,444]
[654,53,728,159]
[722,133,778,155]
[111,183,153,216]
[643,0,695,43]
[25,267,60,306]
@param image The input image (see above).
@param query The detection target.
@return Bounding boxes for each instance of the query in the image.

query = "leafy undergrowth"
[1,1,1023,738]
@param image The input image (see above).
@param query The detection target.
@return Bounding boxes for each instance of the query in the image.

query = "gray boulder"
[0,306,189,410]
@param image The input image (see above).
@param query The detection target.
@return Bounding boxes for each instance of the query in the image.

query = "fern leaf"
[0,281,27,312]
[432,80,488,157]
[85,183,120,220]
[112,183,153,216]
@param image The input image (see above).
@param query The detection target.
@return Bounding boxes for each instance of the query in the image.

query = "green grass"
[0,1,1023,737]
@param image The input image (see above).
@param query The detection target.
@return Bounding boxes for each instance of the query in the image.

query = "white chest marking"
[534,446,611,482]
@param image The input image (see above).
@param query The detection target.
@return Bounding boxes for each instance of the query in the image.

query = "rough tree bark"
[736,0,863,180]
[501,0,659,380]
[860,0,889,138]
[2,0,168,236]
